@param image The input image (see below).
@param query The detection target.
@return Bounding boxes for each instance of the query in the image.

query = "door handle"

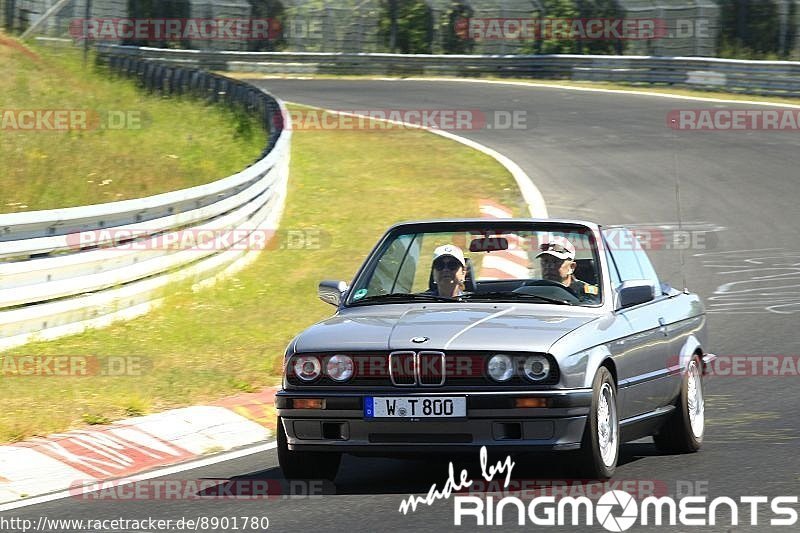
[658,317,668,336]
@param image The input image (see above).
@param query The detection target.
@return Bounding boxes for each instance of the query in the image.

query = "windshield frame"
[343,219,607,309]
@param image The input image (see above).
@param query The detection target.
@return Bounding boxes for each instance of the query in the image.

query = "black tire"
[577,366,619,479]
[653,356,705,453]
[277,417,341,481]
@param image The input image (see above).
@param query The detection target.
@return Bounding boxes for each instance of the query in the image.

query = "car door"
[604,228,675,420]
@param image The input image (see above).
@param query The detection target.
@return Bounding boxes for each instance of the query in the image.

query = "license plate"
[364,396,466,418]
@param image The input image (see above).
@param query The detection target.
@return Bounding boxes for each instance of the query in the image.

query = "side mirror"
[617,280,656,309]
[318,280,348,307]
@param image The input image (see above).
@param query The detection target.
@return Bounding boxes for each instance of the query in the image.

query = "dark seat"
[428,258,477,293]
[574,258,598,286]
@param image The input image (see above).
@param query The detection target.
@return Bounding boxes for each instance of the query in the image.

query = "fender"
[583,345,617,388]
[675,334,703,374]
[559,345,615,389]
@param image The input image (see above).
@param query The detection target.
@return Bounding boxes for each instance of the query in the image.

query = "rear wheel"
[654,356,704,453]
[577,366,619,479]
[277,417,341,481]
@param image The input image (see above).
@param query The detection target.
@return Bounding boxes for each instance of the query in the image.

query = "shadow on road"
[215,441,657,498]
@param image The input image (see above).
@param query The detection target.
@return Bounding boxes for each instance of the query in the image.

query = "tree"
[440,1,474,54]
[247,0,286,51]
[378,0,433,54]
[124,0,190,48]
[717,0,787,59]
[522,0,621,55]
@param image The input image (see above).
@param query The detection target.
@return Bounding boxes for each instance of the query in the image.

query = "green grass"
[0,34,266,213]
[0,104,523,443]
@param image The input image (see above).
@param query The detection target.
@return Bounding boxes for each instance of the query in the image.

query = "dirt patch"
[0,33,41,61]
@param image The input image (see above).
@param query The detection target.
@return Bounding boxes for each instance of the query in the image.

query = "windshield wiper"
[349,292,460,305]
[461,291,575,305]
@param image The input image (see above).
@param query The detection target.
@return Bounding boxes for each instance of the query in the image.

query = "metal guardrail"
[97,44,800,98]
[0,48,291,351]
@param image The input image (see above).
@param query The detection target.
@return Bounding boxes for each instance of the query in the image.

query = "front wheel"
[577,366,619,479]
[277,417,341,481]
[653,356,705,453]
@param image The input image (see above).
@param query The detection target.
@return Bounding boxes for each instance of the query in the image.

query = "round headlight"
[326,354,354,382]
[487,354,514,382]
[523,355,551,381]
[293,355,321,382]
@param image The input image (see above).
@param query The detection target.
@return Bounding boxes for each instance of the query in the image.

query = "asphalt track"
[8,79,800,532]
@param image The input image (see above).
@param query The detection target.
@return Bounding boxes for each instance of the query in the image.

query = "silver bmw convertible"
[276,219,715,480]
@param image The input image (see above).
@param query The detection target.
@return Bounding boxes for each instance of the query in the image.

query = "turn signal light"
[514,398,547,408]
[291,398,326,409]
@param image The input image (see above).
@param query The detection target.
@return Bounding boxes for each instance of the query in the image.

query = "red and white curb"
[0,388,277,505]
[479,199,532,280]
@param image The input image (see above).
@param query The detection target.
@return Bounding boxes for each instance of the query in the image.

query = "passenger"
[536,236,599,299]
[430,244,467,298]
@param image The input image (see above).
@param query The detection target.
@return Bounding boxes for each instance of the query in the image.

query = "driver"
[536,236,599,300]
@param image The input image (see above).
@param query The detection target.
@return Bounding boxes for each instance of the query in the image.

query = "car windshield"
[347,223,602,307]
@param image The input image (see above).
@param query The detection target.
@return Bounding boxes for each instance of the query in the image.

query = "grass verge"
[0,34,266,213]
[0,104,523,443]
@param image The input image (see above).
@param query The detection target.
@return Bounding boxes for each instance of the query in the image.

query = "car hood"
[294,304,598,353]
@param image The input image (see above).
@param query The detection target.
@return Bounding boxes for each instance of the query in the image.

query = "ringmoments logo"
[396,448,799,530]
[596,491,638,531]
[452,491,799,529]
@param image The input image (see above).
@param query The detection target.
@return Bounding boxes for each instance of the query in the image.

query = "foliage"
[717,0,794,60]
[522,0,621,55]
[440,1,474,54]
[124,0,191,48]
[377,0,433,54]
[247,0,286,52]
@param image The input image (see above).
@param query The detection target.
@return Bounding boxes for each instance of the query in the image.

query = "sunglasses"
[434,258,463,271]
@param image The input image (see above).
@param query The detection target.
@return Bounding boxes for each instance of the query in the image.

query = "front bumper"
[276,389,592,454]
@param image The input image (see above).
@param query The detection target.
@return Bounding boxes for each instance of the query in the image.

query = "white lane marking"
[397,77,800,109]
[0,441,278,512]
[285,103,548,218]
[695,249,800,314]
